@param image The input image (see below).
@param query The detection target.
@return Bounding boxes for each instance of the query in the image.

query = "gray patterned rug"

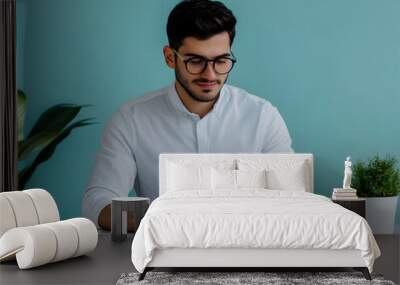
[116,271,396,285]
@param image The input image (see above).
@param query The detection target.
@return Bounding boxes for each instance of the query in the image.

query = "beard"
[175,67,228,103]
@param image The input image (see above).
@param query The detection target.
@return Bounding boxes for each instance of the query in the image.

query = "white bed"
[131,153,380,280]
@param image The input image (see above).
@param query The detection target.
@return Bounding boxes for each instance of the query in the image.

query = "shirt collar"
[167,82,227,119]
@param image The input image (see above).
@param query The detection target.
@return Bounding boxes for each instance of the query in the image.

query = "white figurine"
[343,156,352,189]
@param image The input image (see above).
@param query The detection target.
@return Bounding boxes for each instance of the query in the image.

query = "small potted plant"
[352,154,400,234]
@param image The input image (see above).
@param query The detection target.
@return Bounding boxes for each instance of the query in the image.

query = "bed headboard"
[159,153,314,195]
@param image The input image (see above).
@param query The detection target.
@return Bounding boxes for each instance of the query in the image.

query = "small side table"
[332,198,366,218]
[111,197,150,242]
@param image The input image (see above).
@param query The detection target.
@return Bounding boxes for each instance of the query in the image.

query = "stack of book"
[332,188,358,200]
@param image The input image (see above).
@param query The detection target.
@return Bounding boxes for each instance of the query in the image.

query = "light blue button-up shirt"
[82,83,293,225]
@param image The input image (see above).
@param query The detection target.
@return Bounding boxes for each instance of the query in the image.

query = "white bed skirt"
[148,248,366,268]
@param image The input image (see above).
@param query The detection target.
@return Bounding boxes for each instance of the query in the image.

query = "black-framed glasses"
[172,49,237,75]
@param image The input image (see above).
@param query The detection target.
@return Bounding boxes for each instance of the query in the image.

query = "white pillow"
[237,159,309,191]
[237,169,268,188]
[211,169,268,190]
[211,168,236,190]
[167,162,211,191]
[266,168,307,191]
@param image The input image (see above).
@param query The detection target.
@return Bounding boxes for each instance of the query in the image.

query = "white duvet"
[131,189,380,273]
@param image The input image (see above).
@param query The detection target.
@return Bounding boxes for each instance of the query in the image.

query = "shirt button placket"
[196,119,207,153]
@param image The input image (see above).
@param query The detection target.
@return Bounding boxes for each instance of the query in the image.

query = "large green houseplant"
[352,154,400,234]
[353,154,400,197]
[17,90,96,189]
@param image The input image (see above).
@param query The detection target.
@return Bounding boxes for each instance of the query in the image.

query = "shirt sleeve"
[261,104,294,153]
[82,105,137,227]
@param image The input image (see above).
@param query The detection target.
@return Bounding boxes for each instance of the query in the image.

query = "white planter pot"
[365,196,399,234]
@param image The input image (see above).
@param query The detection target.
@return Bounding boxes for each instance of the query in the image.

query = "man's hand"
[98,204,137,232]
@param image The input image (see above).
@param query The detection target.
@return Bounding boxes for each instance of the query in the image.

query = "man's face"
[172,32,232,103]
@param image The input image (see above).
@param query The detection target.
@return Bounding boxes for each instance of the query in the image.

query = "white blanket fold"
[131,190,380,273]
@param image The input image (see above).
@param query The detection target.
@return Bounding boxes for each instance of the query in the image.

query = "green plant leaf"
[17,90,27,142]
[353,154,400,197]
[26,104,92,140]
[18,104,93,160]
[18,118,97,189]
[18,116,96,160]
[18,131,59,161]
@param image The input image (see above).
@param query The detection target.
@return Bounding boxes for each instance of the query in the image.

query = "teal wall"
[17,0,400,231]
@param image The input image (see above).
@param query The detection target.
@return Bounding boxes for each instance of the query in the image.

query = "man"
[82,0,293,230]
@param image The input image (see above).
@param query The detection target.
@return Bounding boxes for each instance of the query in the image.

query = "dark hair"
[167,0,237,51]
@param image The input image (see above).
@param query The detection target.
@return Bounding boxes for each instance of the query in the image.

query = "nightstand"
[332,198,366,218]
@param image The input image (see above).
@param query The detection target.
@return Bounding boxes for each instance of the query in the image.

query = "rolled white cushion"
[0,196,17,237]
[0,191,39,227]
[0,189,60,239]
[0,218,98,269]
[0,226,57,269]
[42,221,79,262]
[66,218,98,257]
[23,189,60,224]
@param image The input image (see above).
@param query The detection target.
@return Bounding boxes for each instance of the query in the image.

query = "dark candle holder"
[111,197,150,242]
